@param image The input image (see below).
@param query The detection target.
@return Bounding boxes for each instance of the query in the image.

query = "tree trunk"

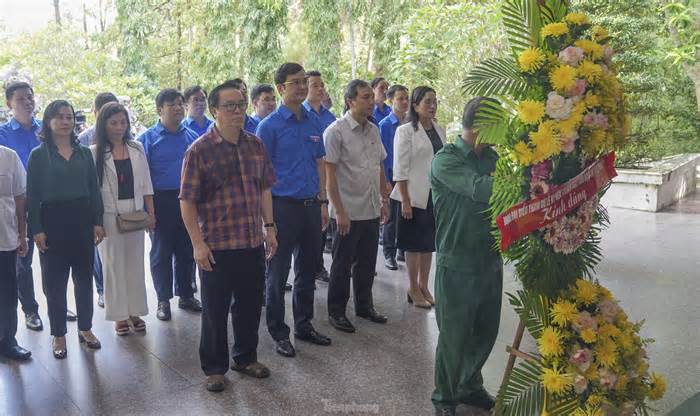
[349,5,356,79]
[53,0,62,26]
[176,17,183,91]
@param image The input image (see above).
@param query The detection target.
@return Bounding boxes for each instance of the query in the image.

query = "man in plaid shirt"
[180,80,277,393]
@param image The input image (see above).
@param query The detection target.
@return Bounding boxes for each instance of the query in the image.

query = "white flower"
[559,46,585,67]
[545,92,573,120]
[573,374,588,394]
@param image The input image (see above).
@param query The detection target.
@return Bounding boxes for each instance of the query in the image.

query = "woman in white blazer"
[390,86,445,309]
[90,102,155,336]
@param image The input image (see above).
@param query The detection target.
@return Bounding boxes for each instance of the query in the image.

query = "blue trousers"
[149,190,194,302]
[266,198,321,341]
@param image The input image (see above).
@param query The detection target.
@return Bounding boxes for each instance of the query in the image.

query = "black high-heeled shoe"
[78,332,101,350]
[52,337,67,359]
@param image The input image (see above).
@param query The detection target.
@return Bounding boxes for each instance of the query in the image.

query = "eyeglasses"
[219,101,249,112]
[283,77,309,87]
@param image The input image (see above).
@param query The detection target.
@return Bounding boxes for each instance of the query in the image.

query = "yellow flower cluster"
[517,100,546,124]
[574,39,604,60]
[518,47,546,72]
[541,22,569,38]
[578,60,603,83]
[541,365,573,394]
[591,25,609,42]
[564,12,590,26]
[549,65,578,91]
[538,327,564,357]
[648,372,667,400]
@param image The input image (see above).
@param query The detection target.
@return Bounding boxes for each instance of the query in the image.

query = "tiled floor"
[1,192,698,415]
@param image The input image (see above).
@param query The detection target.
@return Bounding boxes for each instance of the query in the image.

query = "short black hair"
[251,84,275,102]
[4,81,34,101]
[183,85,207,102]
[94,92,118,112]
[306,70,322,78]
[462,96,499,129]
[387,84,408,100]
[370,77,387,89]
[343,79,371,114]
[155,88,184,108]
[274,62,305,86]
[208,80,246,108]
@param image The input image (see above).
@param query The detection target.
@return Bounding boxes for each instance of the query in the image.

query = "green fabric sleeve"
[85,147,104,226]
[431,152,494,204]
[26,147,44,236]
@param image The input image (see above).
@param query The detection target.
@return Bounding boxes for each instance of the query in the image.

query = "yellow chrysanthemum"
[518,47,546,72]
[541,365,574,394]
[549,65,578,92]
[517,100,546,124]
[586,394,603,407]
[574,39,604,60]
[616,331,636,351]
[648,373,667,400]
[556,117,580,136]
[530,120,561,161]
[580,327,597,344]
[551,300,578,326]
[615,374,629,391]
[513,141,536,166]
[574,279,598,305]
[584,92,600,108]
[594,340,618,368]
[591,26,610,42]
[598,323,621,339]
[578,60,603,83]
[565,12,590,26]
[538,327,564,357]
[541,22,569,38]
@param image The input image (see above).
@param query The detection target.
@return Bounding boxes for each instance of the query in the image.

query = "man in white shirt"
[0,145,31,361]
[324,80,389,333]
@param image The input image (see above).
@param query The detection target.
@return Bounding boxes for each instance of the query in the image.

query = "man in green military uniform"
[429,97,502,416]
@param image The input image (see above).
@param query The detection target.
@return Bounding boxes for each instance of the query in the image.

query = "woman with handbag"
[27,100,105,359]
[91,102,155,336]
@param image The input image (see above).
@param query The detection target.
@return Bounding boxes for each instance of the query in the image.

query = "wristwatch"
[318,198,329,205]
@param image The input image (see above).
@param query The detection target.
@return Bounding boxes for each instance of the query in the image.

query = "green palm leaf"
[507,290,551,339]
[539,0,568,25]
[462,58,530,99]
[473,98,515,146]
[548,394,580,415]
[502,0,542,53]
[496,359,545,416]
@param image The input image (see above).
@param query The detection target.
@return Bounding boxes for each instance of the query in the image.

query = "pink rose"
[574,374,589,394]
[569,348,592,372]
[603,46,614,62]
[546,92,573,120]
[583,112,596,126]
[599,299,620,321]
[573,311,597,331]
[561,132,578,153]
[559,46,585,67]
[594,113,609,129]
[531,160,552,180]
[567,79,587,98]
[599,368,618,389]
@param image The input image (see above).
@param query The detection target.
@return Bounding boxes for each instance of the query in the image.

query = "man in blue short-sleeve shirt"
[181,85,213,137]
[371,77,391,125]
[255,62,332,358]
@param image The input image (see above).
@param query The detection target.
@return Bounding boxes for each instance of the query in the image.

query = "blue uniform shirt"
[378,112,401,183]
[182,116,213,137]
[0,117,42,169]
[244,115,258,135]
[372,103,391,126]
[255,104,325,199]
[303,100,336,134]
[138,121,198,191]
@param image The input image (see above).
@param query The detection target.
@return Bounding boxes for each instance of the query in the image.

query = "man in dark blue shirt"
[139,88,201,321]
[378,84,410,270]
[301,70,337,284]
[0,81,43,332]
[256,63,332,357]
[371,77,391,125]
[228,78,258,134]
[250,83,277,131]
[182,85,213,137]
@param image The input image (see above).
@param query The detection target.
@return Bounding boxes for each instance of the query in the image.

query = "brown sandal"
[230,361,270,378]
[115,320,131,336]
[130,316,146,332]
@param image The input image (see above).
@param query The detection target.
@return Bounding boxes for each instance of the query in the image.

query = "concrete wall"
[602,154,700,212]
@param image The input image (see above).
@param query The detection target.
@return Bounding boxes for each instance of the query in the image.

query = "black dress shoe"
[97,294,105,308]
[284,283,292,291]
[315,269,330,282]
[206,375,226,392]
[460,388,496,411]
[275,339,296,357]
[356,308,388,324]
[66,309,77,322]
[178,297,202,312]
[78,333,102,350]
[328,315,356,333]
[295,328,331,346]
[396,251,405,262]
[384,257,398,270]
[25,313,43,331]
[157,301,171,321]
[0,345,31,361]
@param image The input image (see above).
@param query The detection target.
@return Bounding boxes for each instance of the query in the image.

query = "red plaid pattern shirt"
[179,127,276,251]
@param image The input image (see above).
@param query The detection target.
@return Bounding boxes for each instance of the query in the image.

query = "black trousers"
[328,218,379,317]
[39,201,94,336]
[150,190,194,302]
[382,199,400,259]
[0,250,19,351]
[266,198,321,341]
[200,247,265,375]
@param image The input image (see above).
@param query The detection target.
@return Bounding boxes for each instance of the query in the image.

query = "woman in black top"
[27,100,105,359]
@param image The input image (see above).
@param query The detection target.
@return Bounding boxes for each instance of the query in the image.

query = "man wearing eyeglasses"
[139,89,202,322]
[256,62,332,358]
[182,86,213,137]
[180,80,277,392]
